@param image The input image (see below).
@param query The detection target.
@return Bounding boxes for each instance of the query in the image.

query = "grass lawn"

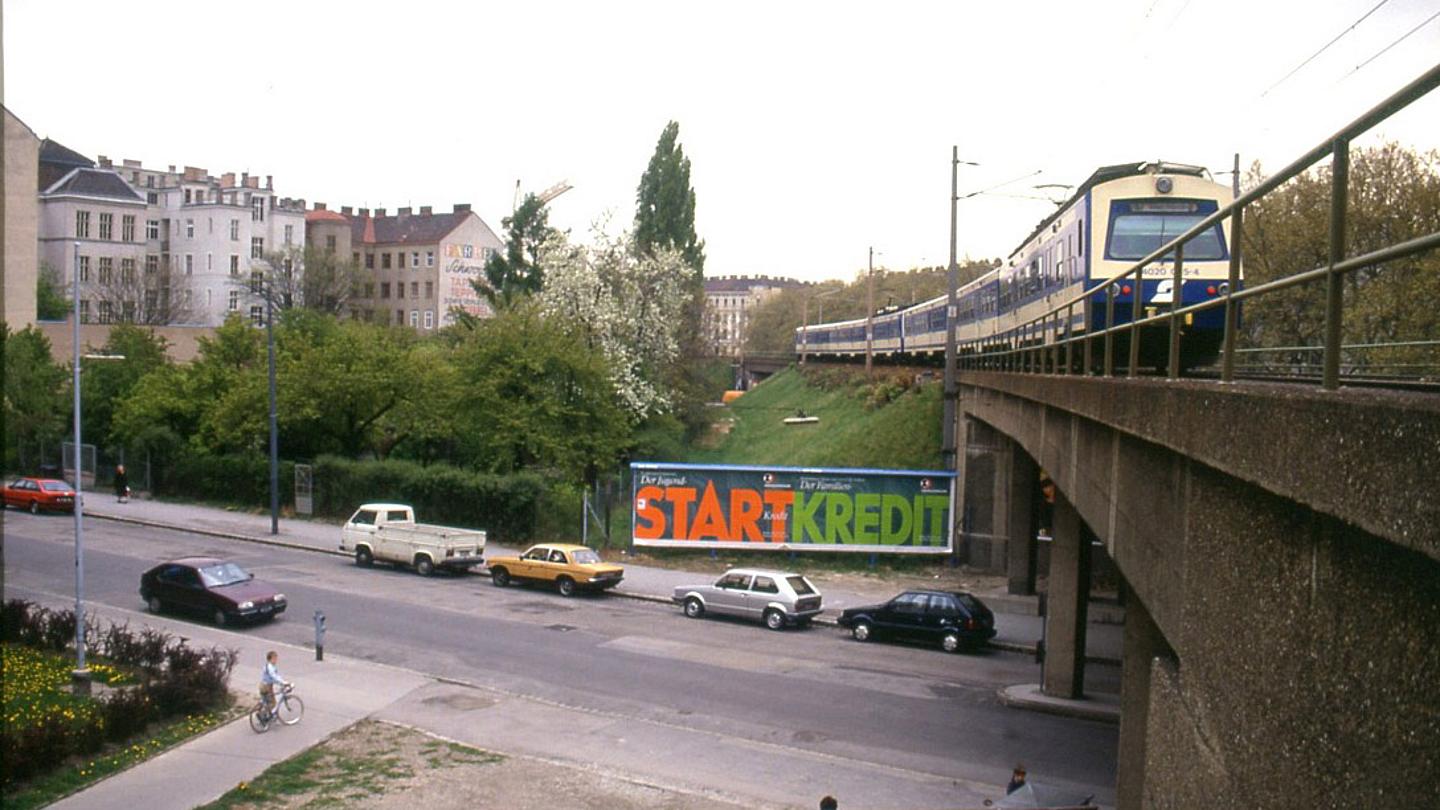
[1,644,236,810]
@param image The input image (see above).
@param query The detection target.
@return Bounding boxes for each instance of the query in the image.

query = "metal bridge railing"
[958,62,1440,390]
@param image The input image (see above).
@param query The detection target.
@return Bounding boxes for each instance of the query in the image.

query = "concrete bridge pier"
[1116,583,1168,810]
[1041,491,1091,698]
[1005,446,1039,595]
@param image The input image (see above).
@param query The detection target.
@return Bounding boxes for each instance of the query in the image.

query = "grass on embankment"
[687,365,943,470]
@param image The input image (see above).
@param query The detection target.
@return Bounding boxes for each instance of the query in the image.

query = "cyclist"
[259,650,290,720]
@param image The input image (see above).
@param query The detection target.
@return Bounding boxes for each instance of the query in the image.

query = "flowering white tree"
[538,227,692,419]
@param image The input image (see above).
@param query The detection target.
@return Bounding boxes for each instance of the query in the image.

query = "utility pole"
[1232,152,1241,197]
[865,246,875,373]
[942,148,960,471]
[266,276,279,535]
[71,241,90,695]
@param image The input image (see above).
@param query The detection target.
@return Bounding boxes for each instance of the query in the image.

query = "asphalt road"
[3,511,1117,805]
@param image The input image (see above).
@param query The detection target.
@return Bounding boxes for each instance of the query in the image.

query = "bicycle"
[249,683,304,732]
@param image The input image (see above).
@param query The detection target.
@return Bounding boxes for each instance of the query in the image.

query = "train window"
[1105,199,1226,261]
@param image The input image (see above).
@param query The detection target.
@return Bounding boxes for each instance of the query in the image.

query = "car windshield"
[198,563,251,587]
[787,576,816,596]
[571,549,601,564]
[41,482,71,492]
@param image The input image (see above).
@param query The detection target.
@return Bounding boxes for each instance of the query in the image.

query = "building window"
[365,253,374,269]
[250,305,264,324]
[98,257,113,284]
[409,310,418,327]
[184,189,192,204]
[145,290,157,312]
[161,253,170,271]
[97,301,114,324]
[325,235,336,252]
[423,310,434,329]
[410,282,419,298]
[230,255,240,275]
[122,301,136,322]
[352,252,360,266]
[145,255,158,274]
[284,224,293,245]
[78,256,90,281]
[79,300,90,322]
[185,219,194,238]
[122,215,136,242]
[249,271,264,294]
[229,290,239,311]
[381,253,391,269]
[252,197,265,222]
[424,281,433,299]
[396,309,404,325]
[251,237,264,259]
[185,255,194,275]
[206,253,213,271]
[425,250,434,267]
[121,258,136,282]
[380,282,391,299]
[230,219,240,240]
[146,192,158,205]
[75,210,90,238]
[397,283,405,299]
[146,219,159,240]
[364,282,375,298]
[411,252,419,268]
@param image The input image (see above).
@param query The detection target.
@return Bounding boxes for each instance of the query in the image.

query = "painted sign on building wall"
[630,462,954,553]
[440,245,496,324]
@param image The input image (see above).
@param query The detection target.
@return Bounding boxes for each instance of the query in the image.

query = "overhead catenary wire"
[1345,9,1440,78]
[1260,0,1391,97]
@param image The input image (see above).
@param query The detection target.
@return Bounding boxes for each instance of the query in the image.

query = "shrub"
[157,452,295,508]
[100,688,152,743]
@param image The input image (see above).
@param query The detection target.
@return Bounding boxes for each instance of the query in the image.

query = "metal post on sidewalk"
[313,610,326,661]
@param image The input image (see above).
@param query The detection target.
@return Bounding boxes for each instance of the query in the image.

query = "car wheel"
[213,609,228,627]
[764,609,786,631]
[684,597,704,619]
[852,621,872,642]
[491,567,510,587]
[147,596,163,614]
[30,501,40,515]
[355,547,374,567]
[942,632,961,653]
[557,577,577,597]
[415,556,435,577]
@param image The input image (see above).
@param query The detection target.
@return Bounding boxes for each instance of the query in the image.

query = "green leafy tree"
[1242,143,1440,372]
[452,304,629,483]
[469,194,557,316]
[36,263,69,321]
[3,326,68,470]
[635,121,705,273]
[81,325,172,450]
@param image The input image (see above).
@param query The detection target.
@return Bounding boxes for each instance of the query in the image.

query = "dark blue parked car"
[837,590,995,653]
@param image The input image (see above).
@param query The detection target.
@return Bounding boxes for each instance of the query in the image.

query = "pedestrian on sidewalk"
[1006,763,1027,794]
[259,650,290,718]
[114,464,130,503]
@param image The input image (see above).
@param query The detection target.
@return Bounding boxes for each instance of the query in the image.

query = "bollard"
[313,610,326,661]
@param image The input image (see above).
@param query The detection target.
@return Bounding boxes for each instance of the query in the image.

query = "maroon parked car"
[3,477,76,514]
[139,557,287,626]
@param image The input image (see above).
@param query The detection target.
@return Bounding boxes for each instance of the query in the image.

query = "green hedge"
[311,456,544,542]
[158,453,296,508]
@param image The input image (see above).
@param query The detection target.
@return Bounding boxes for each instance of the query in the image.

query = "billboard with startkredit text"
[630,462,954,553]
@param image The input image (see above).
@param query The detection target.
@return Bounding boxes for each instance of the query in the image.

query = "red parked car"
[140,558,287,627]
[3,477,77,514]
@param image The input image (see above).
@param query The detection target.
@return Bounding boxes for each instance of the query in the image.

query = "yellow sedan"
[487,544,624,597]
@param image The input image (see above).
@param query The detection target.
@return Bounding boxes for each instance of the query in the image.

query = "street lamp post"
[70,241,125,695]
[943,150,980,472]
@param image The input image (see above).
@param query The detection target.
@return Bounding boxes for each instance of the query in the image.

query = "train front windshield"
[1105,199,1227,261]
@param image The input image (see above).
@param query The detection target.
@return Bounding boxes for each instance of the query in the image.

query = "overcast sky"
[5,1,1438,282]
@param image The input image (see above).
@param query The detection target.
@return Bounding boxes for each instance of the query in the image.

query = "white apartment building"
[38,146,305,326]
[703,275,805,356]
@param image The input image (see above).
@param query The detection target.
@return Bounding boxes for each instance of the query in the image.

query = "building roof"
[42,168,145,203]
[39,138,94,169]
[305,208,349,224]
[703,275,805,294]
[351,211,469,246]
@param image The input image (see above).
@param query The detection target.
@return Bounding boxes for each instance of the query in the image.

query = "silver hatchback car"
[672,568,824,630]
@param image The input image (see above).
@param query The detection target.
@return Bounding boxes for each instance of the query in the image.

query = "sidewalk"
[84,497,1125,663]
[38,598,430,810]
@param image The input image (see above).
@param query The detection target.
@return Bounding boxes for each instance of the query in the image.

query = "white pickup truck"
[339,503,486,576]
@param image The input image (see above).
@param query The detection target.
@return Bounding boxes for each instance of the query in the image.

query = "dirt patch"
[205,719,745,810]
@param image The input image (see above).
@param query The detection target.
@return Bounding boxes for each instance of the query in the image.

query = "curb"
[996,683,1120,724]
[86,511,1113,661]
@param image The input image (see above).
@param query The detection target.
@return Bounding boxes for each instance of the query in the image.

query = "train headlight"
[1155,176,1174,194]
[1218,282,1230,295]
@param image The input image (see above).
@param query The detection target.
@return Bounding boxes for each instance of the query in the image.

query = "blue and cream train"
[795,162,1239,369]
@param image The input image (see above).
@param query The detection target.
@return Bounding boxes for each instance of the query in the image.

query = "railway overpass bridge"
[945,66,1440,810]
[954,372,1438,808]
